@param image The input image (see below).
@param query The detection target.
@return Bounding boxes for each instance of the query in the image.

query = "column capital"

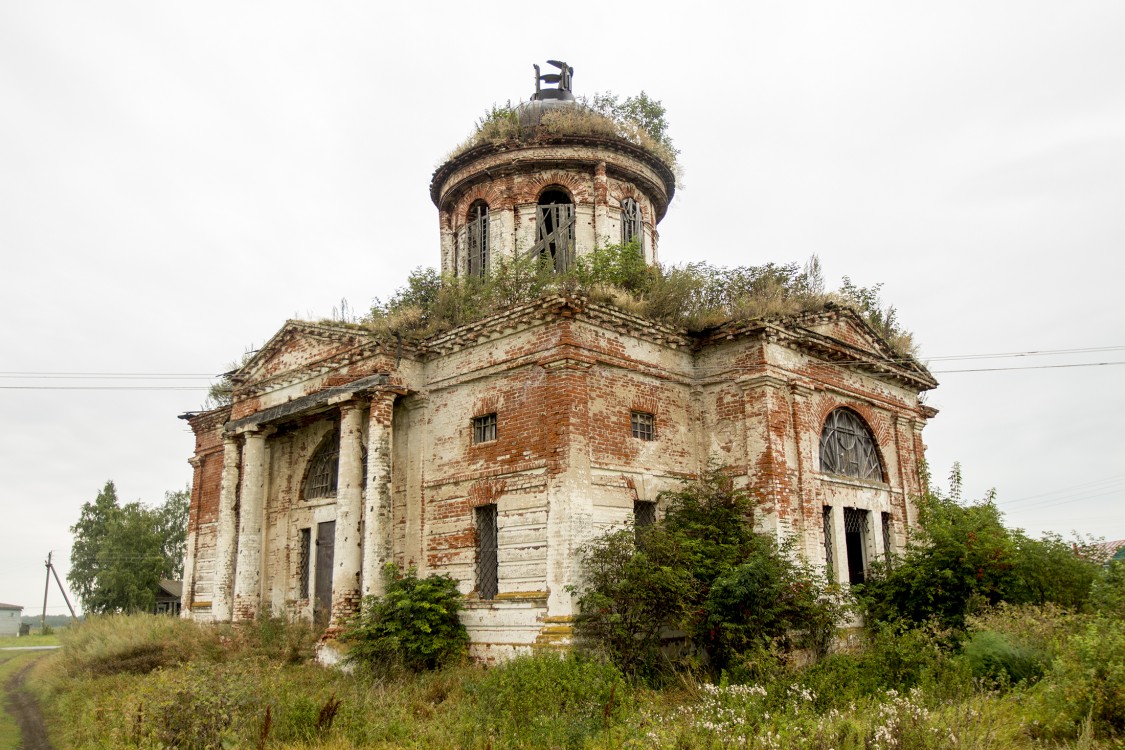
[336,398,370,415]
[239,424,276,439]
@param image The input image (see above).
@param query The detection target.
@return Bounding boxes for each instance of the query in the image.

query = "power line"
[3,345,1122,389]
[0,386,208,391]
[922,345,1125,362]
[997,473,1125,505]
[0,372,217,377]
[931,361,1125,374]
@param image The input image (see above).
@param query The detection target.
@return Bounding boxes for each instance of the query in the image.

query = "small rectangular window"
[472,413,497,444]
[297,527,311,599]
[476,504,498,600]
[630,411,655,441]
[822,505,835,581]
[881,511,893,564]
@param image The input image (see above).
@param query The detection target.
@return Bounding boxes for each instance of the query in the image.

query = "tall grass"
[28,609,1125,749]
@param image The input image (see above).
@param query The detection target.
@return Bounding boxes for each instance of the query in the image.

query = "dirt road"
[3,657,53,750]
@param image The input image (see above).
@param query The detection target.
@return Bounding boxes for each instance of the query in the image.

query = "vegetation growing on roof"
[364,241,917,357]
[448,91,679,170]
[204,346,256,409]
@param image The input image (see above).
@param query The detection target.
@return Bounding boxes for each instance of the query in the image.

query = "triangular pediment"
[234,320,374,388]
[797,307,899,361]
[776,306,936,390]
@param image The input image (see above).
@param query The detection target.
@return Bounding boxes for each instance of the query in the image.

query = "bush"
[1033,616,1125,738]
[135,661,259,749]
[961,630,1045,685]
[574,467,846,677]
[342,563,469,673]
[965,602,1082,662]
[863,621,960,693]
[465,652,627,749]
[572,526,694,675]
[701,537,848,666]
[859,465,1101,630]
[1091,559,1125,618]
[1007,531,1100,609]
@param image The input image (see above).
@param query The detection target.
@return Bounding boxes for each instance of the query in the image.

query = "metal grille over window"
[819,408,883,481]
[476,504,499,600]
[631,411,655,441]
[822,505,835,578]
[467,202,489,278]
[304,431,339,499]
[634,500,657,529]
[297,528,311,599]
[472,413,497,444]
[532,189,575,272]
[620,197,643,248]
[881,512,893,564]
[843,507,870,585]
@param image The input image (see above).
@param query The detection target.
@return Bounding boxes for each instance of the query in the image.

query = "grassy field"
[22,608,1125,749]
[0,631,61,649]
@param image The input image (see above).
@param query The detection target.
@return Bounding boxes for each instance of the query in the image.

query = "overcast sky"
[2,1,1123,616]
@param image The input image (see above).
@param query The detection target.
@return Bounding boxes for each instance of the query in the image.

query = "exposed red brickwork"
[183,294,934,651]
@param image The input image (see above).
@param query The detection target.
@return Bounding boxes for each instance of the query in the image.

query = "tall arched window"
[819,408,883,481]
[620,197,643,249]
[532,188,575,272]
[304,431,339,500]
[467,201,489,278]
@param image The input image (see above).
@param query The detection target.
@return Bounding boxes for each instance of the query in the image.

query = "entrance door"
[314,520,335,624]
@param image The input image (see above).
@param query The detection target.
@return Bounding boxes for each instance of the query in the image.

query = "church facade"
[179,63,937,659]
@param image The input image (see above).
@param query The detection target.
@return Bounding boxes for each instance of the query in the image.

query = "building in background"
[0,603,23,637]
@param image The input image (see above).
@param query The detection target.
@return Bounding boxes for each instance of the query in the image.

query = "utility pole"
[41,551,51,632]
[40,551,79,631]
[49,560,78,621]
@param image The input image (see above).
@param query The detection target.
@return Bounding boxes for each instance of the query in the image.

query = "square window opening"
[472,413,497,444]
[631,411,655,441]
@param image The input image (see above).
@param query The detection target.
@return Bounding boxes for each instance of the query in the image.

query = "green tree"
[154,489,190,579]
[68,481,188,614]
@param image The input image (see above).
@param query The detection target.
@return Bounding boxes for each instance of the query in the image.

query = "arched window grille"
[467,201,489,278]
[819,408,883,481]
[620,197,643,249]
[532,188,575,272]
[304,431,339,500]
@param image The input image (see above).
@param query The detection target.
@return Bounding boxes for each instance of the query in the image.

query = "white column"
[592,161,610,246]
[212,436,241,622]
[361,393,395,597]
[831,504,848,585]
[330,403,366,624]
[232,427,270,621]
[180,457,201,619]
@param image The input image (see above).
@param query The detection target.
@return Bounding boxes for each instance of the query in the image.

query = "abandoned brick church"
[180,63,937,658]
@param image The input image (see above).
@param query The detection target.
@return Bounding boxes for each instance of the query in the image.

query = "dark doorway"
[532,189,575,272]
[314,520,335,624]
[843,507,868,585]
